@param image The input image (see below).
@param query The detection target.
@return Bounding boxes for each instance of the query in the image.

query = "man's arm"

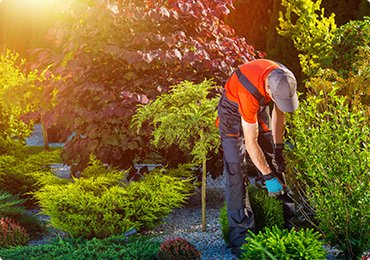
[241,118,272,176]
[271,104,286,144]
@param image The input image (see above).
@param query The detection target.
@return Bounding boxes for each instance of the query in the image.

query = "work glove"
[272,143,285,173]
[263,172,283,196]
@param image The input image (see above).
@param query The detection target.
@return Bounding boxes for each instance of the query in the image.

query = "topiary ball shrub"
[0,217,30,248]
[241,226,326,260]
[158,237,201,260]
[220,186,284,243]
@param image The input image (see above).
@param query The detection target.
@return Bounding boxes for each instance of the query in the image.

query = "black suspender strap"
[235,68,265,106]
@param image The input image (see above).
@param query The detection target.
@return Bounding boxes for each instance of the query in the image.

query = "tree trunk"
[40,112,49,150]
[201,158,207,232]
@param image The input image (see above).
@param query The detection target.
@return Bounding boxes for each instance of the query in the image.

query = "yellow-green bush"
[34,158,194,238]
[0,150,62,208]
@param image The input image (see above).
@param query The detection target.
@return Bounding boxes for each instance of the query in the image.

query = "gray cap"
[268,67,299,112]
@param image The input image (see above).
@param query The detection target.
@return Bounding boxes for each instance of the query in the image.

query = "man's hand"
[272,143,285,173]
[263,172,283,196]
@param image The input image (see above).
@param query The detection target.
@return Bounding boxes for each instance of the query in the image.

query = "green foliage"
[164,164,197,179]
[248,187,284,232]
[132,79,220,164]
[0,235,160,259]
[0,138,27,158]
[0,217,30,248]
[0,150,63,208]
[0,187,46,239]
[219,202,229,244]
[220,187,284,243]
[278,0,337,76]
[158,237,201,260]
[0,50,34,140]
[330,17,370,77]
[286,87,369,259]
[79,154,125,180]
[34,157,193,238]
[306,65,370,116]
[241,226,326,259]
[0,190,27,217]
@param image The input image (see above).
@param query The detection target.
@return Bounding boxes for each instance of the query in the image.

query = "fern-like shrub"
[34,157,194,238]
[0,190,45,239]
[0,217,30,248]
[241,226,326,260]
[220,187,284,242]
[0,235,160,259]
[248,186,284,232]
[0,150,62,208]
[158,237,201,260]
[0,190,27,216]
[0,139,26,158]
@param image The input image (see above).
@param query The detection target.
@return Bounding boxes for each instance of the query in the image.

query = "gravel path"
[143,176,236,260]
[144,207,236,260]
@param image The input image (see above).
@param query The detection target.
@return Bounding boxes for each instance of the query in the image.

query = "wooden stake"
[201,158,207,232]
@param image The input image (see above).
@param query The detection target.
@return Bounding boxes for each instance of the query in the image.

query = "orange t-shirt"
[225,59,279,123]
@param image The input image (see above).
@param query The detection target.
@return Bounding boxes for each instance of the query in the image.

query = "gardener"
[217,58,299,256]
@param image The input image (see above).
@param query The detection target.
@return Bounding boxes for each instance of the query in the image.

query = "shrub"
[0,150,62,208]
[34,158,194,238]
[220,187,284,242]
[0,217,30,248]
[0,190,27,217]
[0,139,27,158]
[32,0,261,173]
[0,235,160,259]
[0,50,34,141]
[330,17,370,76]
[248,187,285,232]
[241,226,326,259]
[219,202,229,244]
[278,0,337,76]
[158,237,201,260]
[306,64,370,117]
[286,87,369,259]
[0,190,45,239]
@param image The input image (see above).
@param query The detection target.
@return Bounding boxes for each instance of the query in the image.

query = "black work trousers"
[218,94,273,250]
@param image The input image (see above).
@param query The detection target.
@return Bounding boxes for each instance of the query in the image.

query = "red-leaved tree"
[32,0,262,172]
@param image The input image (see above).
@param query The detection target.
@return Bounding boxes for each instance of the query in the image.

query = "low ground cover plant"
[0,235,160,259]
[0,217,30,248]
[34,156,194,238]
[241,226,326,259]
[0,190,44,239]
